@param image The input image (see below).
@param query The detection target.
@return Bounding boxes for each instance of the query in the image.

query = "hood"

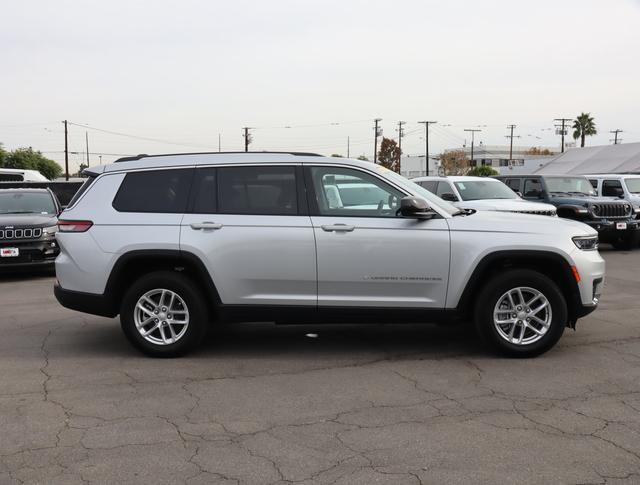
[0,214,57,228]
[447,209,596,237]
[456,198,556,212]
[549,194,625,207]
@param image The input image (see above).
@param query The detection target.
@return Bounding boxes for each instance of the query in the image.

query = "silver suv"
[54,152,605,358]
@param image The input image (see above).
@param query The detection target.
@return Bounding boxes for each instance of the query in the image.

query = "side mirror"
[516,191,523,198]
[441,192,458,202]
[398,197,436,219]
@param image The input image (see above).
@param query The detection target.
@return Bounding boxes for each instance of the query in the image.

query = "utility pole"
[63,120,69,181]
[218,133,221,152]
[610,129,623,145]
[85,131,90,168]
[505,124,520,160]
[242,127,252,152]
[373,118,382,163]
[396,121,406,172]
[418,121,437,176]
[463,129,481,165]
[347,136,350,158]
[554,118,572,153]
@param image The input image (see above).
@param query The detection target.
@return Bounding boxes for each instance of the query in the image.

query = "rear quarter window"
[112,169,194,213]
[67,175,97,208]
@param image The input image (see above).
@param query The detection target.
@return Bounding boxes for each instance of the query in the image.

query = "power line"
[554,118,572,153]
[418,121,437,176]
[505,124,520,160]
[463,129,481,163]
[373,118,382,163]
[610,129,623,144]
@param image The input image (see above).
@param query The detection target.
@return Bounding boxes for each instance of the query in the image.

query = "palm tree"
[572,113,597,147]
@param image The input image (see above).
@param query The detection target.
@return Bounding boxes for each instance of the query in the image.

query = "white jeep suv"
[54,152,604,358]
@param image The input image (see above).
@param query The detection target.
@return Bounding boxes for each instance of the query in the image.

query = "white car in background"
[585,174,640,209]
[412,176,557,216]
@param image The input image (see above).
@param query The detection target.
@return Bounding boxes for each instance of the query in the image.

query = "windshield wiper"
[567,191,589,196]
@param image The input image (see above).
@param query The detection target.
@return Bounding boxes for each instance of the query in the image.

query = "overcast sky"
[1,0,639,170]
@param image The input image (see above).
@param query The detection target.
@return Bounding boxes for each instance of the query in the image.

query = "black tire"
[474,269,567,358]
[120,271,208,357]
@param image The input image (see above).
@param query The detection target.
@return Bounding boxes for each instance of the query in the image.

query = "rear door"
[305,164,450,308]
[180,164,317,306]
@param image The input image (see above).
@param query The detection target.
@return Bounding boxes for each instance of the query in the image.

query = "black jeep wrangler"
[497,174,639,249]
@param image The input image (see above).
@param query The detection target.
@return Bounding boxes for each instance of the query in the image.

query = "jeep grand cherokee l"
[0,188,61,271]
[54,152,605,358]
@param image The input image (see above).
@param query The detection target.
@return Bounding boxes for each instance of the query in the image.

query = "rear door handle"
[321,224,355,232]
[190,222,223,230]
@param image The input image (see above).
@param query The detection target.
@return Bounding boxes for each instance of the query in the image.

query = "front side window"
[505,178,521,192]
[436,181,455,198]
[0,192,56,215]
[0,173,24,182]
[624,178,640,194]
[218,166,297,215]
[454,180,518,201]
[418,180,437,193]
[601,179,623,197]
[309,166,404,217]
[113,169,193,213]
[523,179,543,198]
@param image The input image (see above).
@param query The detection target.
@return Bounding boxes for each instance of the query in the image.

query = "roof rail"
[113,151,323,163]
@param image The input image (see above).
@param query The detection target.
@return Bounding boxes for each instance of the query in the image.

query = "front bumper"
[0,238,59,271]
[584,219,639,240]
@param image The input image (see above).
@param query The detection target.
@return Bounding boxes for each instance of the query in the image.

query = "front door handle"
[190,222,223,230]
[321,224,355,232]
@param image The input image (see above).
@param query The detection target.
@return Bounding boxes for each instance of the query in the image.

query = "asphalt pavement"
[1,247,639,484]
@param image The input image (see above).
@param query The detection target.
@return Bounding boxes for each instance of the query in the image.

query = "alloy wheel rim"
[493,286,552,346]
[134,289,190,345]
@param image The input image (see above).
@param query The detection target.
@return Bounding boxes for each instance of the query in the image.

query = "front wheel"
[475,269,567,358]
[120,271,208,357]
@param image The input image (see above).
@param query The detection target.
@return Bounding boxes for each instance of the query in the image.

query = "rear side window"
[67,175,97,208]
[418,180,437,193]
[113,169,193,213]
[0,173,24,182]
[218,166,297,215]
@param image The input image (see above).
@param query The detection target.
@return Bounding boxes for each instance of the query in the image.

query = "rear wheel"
[120,271,208,357]
[475,269,567,357]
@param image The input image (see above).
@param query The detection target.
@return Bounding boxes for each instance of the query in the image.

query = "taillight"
[57,220,93,233]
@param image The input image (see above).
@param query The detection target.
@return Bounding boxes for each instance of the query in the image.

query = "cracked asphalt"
[1,247,640,484]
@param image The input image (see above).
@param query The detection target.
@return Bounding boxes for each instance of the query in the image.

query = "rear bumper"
[54,283,118,318]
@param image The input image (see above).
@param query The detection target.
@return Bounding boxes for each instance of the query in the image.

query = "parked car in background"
[412,176,557,216]
[0,188,61,271]
[55,152,604,358]
[0,168,49,182]
[585,174,640,209]
[497,174,640,249]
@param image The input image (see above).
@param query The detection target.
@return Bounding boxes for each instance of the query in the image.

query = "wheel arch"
[104,249,221,317]
[456,250,582,325]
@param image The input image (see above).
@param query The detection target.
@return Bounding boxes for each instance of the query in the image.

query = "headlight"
[573,235,598,251]
[42,225,58,236]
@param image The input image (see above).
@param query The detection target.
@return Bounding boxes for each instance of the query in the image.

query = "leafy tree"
[572,113,597,147]
[377,137,401,172]
[467,165,499,177]
[439,149,469,175]
[356,155,369,161]
[524,147,555,156]
[0,143,7,165]
[2,147,62,180]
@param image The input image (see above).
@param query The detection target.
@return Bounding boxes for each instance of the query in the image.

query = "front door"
[305,165,450,308]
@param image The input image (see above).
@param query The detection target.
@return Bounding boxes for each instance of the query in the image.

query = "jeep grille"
[591,203,631,219]
[0,228,42,240]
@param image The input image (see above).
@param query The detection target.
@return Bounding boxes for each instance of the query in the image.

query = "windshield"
[453,180,518,201]
[544,177,595,196]
[624,178,640,194]
[0,192,56,215]
[371,165,461,216]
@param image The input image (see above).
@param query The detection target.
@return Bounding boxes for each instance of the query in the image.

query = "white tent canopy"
[535,142,640,175]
